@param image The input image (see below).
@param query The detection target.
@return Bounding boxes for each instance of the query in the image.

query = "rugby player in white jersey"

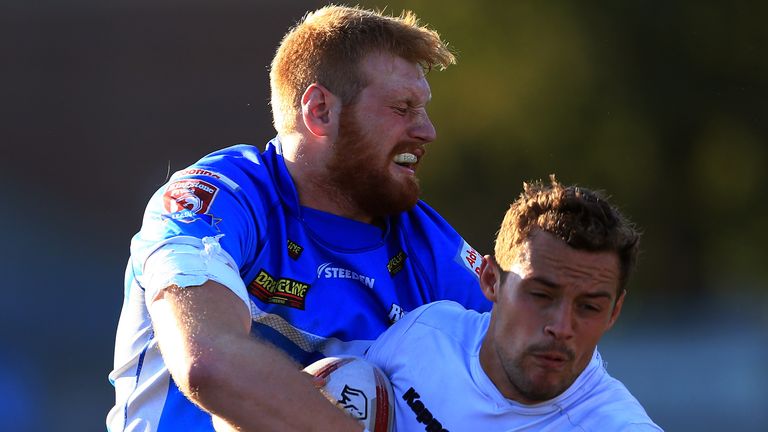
[366,176,663,431]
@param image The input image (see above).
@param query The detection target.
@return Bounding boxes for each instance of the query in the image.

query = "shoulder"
[397,201,484,278]
[168,143,285,208]
[192,144,273,186]
[369,301,485,356]
[410,301,489,346]
[134,143,280,262]
[366,300,487,371]
[398,200,460,238]
[407,300,478,329]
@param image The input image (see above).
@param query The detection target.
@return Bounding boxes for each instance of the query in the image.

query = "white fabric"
[107,235,249,432]
[140,235,250,311]
[365,301,663,432]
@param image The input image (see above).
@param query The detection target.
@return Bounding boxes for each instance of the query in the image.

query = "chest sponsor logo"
[387,251,407,276]
[458,240,482,278]
[403,387,448,432]
[248,269,311,310]
[317,263,375,289]
[287,240,304,260]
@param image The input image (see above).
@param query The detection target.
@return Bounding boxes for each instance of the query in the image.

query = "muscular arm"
[149,280,363,431]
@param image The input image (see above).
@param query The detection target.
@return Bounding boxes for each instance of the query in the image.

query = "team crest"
[163,179,219,215]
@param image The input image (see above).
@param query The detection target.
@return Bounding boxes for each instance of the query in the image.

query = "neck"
[478,317,526,403]
[280,133,375,224]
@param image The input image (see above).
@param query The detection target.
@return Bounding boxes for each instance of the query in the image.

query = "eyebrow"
[530,276,614,300]
[396,86,431,106]
[530,275,558,288]
[398,96,428,108]
[582,291,614,300]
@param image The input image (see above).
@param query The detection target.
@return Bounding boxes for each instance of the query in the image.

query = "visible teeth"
[393,153,417,164]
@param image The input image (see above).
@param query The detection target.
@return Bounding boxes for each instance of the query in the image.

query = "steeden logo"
[317,263,375,289]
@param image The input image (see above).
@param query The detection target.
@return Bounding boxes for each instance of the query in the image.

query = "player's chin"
[397,182,420,211]
[521,379,566,402]
[366,179,420,216]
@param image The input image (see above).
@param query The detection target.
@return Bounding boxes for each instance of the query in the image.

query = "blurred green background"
[374,0,768,305]
[2,0,766,431]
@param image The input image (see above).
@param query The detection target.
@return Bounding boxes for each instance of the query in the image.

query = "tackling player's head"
[269,5,455,135]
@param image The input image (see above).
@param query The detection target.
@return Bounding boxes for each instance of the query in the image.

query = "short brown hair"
[269,5,456,134]
[494,175,641,291]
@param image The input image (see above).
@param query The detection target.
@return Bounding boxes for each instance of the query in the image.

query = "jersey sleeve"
[400,202,492,313]
[129,148,270,304]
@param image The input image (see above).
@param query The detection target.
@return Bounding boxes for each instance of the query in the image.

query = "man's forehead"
[360,51,424,74]
[360,53,431,96]
[513,232,621,289]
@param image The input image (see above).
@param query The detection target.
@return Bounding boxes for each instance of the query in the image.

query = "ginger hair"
[269,5,456,134]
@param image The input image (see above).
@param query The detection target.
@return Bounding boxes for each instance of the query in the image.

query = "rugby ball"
[304,356,394,432]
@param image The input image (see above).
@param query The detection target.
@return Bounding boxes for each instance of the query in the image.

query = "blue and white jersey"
[365,301,663,432]
[107,139,491,432]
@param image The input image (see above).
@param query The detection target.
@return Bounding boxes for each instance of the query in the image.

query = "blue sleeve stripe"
[123,331,152,430]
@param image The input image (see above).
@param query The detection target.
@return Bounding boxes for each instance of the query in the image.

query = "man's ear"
[479,255,501,302]
[301,83,339,137]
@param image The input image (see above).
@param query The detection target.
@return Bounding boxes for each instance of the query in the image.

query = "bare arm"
[149,280,363,431]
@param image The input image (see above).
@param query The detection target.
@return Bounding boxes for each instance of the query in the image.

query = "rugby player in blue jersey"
[108,5,491,432]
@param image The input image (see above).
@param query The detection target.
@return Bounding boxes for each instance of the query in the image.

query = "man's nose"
[410,113,437,143]
[544,304,576,340]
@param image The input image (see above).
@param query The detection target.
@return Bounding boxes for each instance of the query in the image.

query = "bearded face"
[326,106,421,219]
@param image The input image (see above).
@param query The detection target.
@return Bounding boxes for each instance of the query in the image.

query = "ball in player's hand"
[304,356,394,432]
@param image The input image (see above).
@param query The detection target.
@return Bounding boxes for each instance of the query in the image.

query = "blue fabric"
[157,379,213,432]
[117,138,491,430]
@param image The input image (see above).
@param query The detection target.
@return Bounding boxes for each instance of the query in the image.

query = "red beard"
[326,107,420,219]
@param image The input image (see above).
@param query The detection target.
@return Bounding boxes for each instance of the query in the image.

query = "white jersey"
[365,301,662,432]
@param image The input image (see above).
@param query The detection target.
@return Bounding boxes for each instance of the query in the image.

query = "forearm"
[151,281,362,432]
[190,333,362,431]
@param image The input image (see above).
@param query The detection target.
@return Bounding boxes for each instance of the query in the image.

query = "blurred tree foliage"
[361,0,768,301]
